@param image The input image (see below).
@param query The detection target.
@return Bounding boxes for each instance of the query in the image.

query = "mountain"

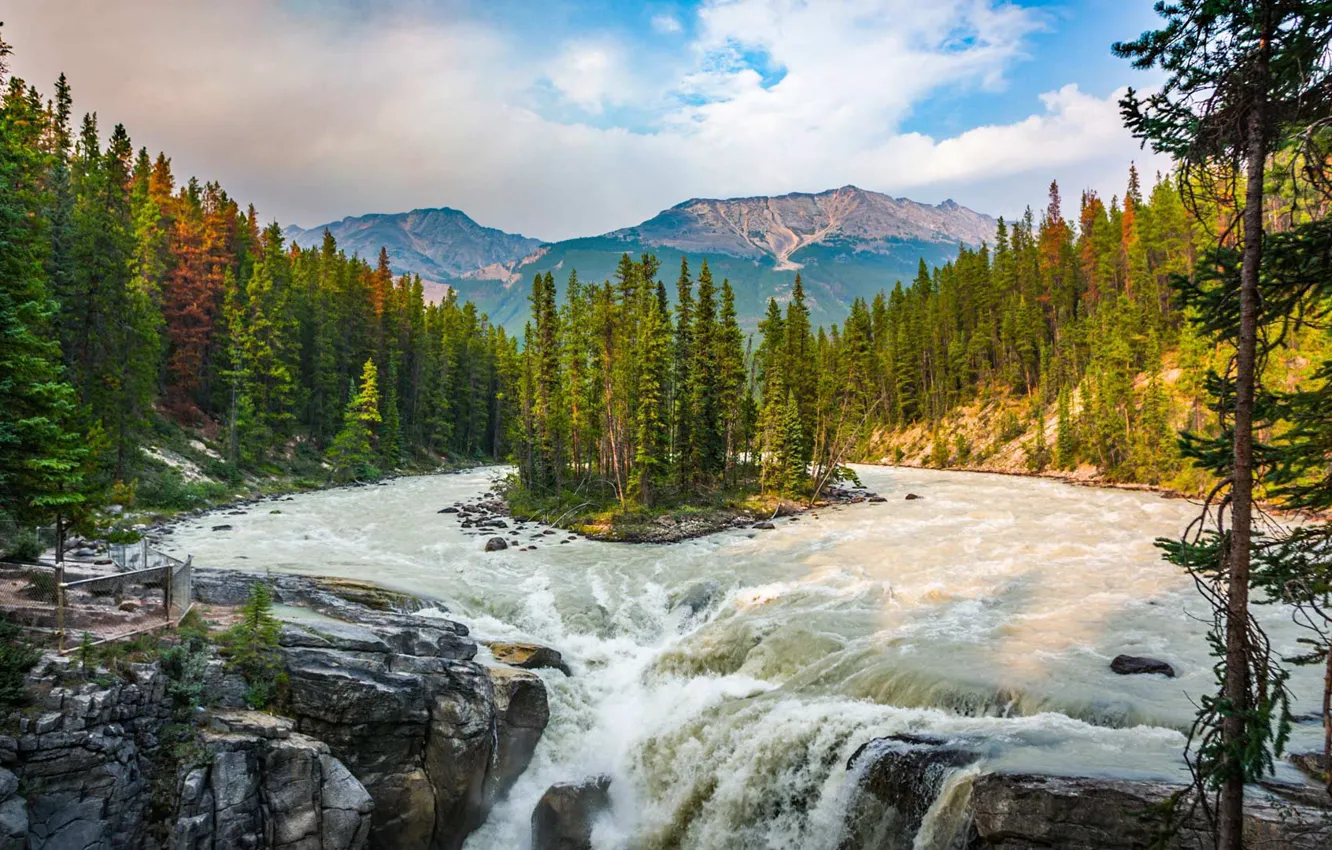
[610,186,995,269]
[283,207,543,288]
[289,187,996,332]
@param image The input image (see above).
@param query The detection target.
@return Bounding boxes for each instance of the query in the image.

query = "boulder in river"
[904,493,923,501]
[670,580,721,617]
[439,507,459,514]
[489,641,572,676]
[211,524,233,532]
[1110,654,1175,678]
[531,775,611,850]
[485,537,508,552]
[752,521,776,530]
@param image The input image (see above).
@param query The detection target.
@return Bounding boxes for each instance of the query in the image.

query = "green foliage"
[327,358,383,482]
[2,526,42,562]
[219,582,285,710]
[0,614,41,710]
[134,467,228,512]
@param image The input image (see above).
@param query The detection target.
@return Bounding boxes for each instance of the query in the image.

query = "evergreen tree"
[327,358,382,481]
[1116,3,1332,843]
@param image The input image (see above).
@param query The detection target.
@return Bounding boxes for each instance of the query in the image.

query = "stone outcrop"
[172,711,373,850]
[277,614,549,850]
[487,641,571,676]
[531,775,612,850]
[0,768,27,850]
[2,571,550,850]
[192,568,432,620]
[840,734,980,849]
[842,735,1332,850]
[967,772,1332,849]
[0,657,170,850]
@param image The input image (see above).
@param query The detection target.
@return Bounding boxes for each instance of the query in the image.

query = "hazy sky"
[4,0,1171,241]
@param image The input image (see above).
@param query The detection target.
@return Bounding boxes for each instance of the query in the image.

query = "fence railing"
[0,551,193,652]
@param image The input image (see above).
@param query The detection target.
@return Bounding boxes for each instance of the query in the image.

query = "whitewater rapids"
[165,465,1325,849]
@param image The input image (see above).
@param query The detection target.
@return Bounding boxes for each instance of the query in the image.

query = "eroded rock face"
[0,659,169,850]
[531,775,612,850]
[172,710,374,850]
[279,613,549,850]
[0,769,26,850]
[488,667,551,803]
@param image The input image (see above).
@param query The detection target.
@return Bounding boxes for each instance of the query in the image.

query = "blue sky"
[6,0,1172,240]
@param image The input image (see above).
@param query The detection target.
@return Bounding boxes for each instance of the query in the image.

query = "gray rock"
[904,493,922,500]
[0,769,26,850]
[488,668,550,803]
[485,537,508,552]
[967,772,1332,849]
[670,580,721,617]
[531,775,612,850]
[841,734,981,847]
[1110,655,1176,678]
[488,642,572,676]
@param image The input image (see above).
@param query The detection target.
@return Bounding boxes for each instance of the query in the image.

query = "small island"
[503,256,874,540]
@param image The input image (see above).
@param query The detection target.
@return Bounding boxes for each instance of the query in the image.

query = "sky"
[4,0,1171,241]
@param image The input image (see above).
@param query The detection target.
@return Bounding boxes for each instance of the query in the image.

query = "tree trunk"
[1219,77,1269,850]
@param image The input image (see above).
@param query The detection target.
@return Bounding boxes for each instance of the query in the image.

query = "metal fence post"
[164,564,173,626]
[54,563,65,655]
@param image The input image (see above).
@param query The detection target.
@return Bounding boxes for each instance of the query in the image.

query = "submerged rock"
[752,521,776,530]
[485,537,508,552]
[670,580,721,617]
[904,493,923,501]
[531,775,612,850]
[1110,654,1176,678]
[489,641,572,676]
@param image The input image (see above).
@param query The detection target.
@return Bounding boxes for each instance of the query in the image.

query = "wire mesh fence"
[0,547,193,652]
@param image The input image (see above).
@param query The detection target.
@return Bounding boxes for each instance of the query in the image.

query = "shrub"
[136,468,227,512]
[220,583,285,710]
[1,529,42,563]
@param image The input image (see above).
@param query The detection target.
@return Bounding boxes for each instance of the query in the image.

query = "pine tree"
[1115,4,1332,843]
[688,259,723,481]
[0,32,89,540]
[327,358,382,481]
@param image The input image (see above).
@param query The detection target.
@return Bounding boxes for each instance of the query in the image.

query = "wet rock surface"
[1109,654,1176,678]
[967,772,1332,849]
[487,641,572,676]
[531,775,612,850]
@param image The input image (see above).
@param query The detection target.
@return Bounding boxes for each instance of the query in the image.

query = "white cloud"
[652,14,683,34]
[0,0,1167,242]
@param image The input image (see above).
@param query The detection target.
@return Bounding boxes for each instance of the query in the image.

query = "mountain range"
[284,186,997,331]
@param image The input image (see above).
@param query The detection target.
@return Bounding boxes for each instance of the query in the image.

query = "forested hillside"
[0,29,517,548]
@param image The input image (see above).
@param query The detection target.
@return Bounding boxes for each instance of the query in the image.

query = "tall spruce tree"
[1116,3,1332,843]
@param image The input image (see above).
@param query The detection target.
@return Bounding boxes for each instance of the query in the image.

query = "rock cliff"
[0,568,553,850]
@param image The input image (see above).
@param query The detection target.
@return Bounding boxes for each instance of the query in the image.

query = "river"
[163,465,1324,849]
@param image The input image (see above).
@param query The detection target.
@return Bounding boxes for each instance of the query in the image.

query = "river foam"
[165,465,1325,849]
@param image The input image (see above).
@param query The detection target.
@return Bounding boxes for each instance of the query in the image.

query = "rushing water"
[164,465,1324,849]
